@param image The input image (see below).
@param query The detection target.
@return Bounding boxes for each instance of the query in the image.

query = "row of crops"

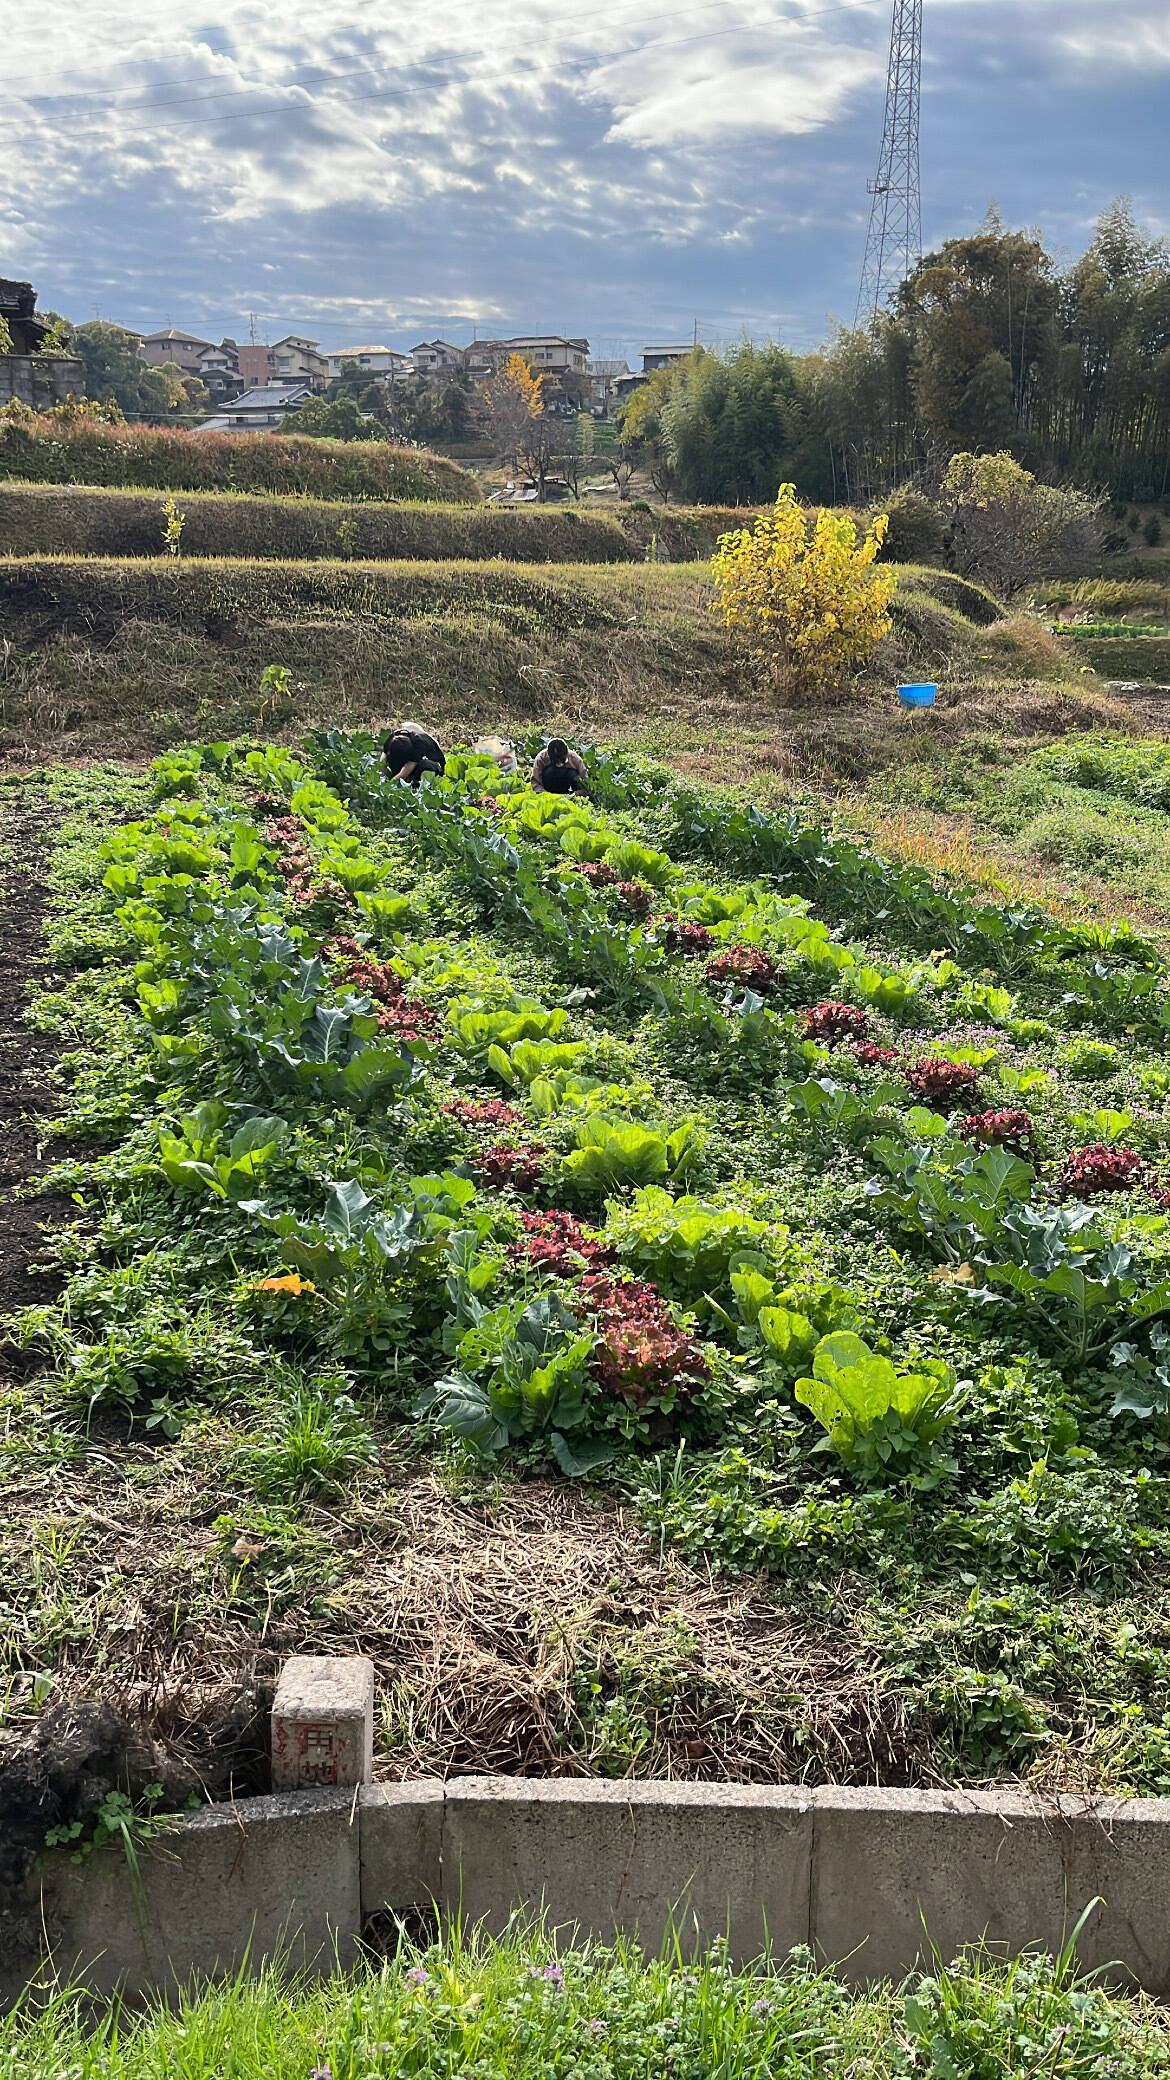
[22,732,1170,1784]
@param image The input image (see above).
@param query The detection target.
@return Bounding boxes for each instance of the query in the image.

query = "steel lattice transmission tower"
[856,0,923,326]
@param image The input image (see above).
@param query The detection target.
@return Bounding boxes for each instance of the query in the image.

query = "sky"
[1,1,1167,360]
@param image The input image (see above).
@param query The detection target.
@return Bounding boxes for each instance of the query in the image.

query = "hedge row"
[0,484,633,565]
[0,421,477,504]
[0,555,624,640]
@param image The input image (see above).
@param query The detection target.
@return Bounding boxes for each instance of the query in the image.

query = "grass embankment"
[0,482,773,564]
[4,1929,1166,2076]
[0,484,634,564]
[0,420,477,503]
[0,553,1112,765]
[0,539,1159,932]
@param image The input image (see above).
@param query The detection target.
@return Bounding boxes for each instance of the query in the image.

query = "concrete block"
[442,1778,813,1961]
[0,1788,361,2008]
[360,1783,444,1921]
[272,1655,374,1791]
[1061,1796,1170,1994]
[809,1787,1075,1984]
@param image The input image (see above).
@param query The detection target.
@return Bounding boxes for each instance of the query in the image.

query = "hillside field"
[4,471,1170,1874]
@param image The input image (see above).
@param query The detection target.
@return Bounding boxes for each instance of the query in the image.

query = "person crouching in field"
[530,738,591,798]
[382,722,446,787]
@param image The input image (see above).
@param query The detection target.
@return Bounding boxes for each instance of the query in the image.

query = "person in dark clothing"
[382,722,446,787]
[531,738,591,798]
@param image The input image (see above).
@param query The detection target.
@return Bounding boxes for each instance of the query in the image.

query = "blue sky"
[1,2,1166,359]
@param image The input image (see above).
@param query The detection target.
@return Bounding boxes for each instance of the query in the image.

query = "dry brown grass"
[0,1415,918,1789]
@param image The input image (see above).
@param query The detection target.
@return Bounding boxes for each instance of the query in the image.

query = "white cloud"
[0,2,1162,349]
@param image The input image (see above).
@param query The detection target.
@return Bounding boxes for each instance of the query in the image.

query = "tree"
[711,486,896,699]
[483,352,544,469]
[614,371,680,500]
[386,370,480,445]
[287,395,379,441]
[72,322,154,414]
[658,344,802,504]
[555,413,595,497]
[941,451,1103,595]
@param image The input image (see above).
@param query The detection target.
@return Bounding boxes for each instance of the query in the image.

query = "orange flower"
[252,1274,316,1296]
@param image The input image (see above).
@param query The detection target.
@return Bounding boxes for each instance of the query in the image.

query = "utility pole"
[856,0,923,327]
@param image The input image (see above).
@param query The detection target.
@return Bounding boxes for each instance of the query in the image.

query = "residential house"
[1,277,56,353]
[640,345,694,373]
[139,327,213,377]
[513,334,590,375]
[0,277,84,408]
[409,339,466,380]
[193,382,313,433]
[270,335,328,390]
[194,338,243,403]
[236,344,276,388]
[586,358,630,415]
[325,345,412,381]
[464,335,591,411]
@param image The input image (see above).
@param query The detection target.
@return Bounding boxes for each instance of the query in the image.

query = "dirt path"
[0,797,70,1338]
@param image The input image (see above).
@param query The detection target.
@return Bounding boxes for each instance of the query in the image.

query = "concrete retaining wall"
[4,1779,1170,2008]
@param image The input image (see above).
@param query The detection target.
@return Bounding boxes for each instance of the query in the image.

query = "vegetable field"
[5,736,1170,1798]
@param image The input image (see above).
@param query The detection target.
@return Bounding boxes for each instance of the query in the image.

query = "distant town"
[0,275,688,432]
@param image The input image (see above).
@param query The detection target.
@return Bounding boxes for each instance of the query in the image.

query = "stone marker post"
[272,1655,375,1792]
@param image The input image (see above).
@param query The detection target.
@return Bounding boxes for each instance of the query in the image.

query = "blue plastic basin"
[898,682,937,708]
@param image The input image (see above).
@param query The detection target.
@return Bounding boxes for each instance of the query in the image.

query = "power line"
[2,2,759,106]
[0,0,885,130]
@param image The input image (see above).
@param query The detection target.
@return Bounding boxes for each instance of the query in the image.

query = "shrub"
[904,1057,980,1112]
[711,485,896,698]
[879,487,945,565]
[942,452,1103,597]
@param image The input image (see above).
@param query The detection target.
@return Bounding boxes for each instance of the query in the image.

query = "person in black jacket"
[382,722,446,787]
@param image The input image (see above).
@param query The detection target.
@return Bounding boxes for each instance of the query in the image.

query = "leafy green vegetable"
[796,1331,960,1485]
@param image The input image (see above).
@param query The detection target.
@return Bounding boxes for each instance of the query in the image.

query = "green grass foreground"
[3,1925,1167,2077]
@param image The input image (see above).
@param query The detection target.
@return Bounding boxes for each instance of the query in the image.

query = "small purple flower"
[752,1997,773,2016]
[405,1965,430,1987]
[586,2018,605,2035]
[543,1961,565,1987]
[311,2066,332,2080]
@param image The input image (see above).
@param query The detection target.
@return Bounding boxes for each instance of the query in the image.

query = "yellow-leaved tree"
[711,486,897,699]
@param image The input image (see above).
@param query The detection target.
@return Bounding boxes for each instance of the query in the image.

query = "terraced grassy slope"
[0,483,634,564]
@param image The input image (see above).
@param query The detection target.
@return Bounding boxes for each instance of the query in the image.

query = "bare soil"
[0,800,73,1331]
